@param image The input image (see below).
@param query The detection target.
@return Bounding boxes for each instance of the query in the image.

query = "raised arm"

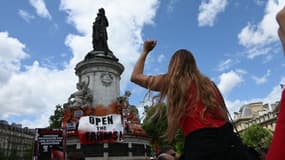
[277,7,285,53]
[130,40,167,91]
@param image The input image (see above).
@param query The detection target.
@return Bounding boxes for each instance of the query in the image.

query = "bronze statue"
[92,8,112,54]
[85,8,118,61]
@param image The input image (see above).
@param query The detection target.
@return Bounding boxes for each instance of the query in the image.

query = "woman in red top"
[131,40,254,160]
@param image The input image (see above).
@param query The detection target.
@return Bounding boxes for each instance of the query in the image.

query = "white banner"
[78,114,123,132]
[77,114,124,143]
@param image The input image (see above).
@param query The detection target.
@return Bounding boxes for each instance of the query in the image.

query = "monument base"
[66,134,152,160]
[85,50,118,61]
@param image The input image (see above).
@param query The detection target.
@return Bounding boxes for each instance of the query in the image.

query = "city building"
[233,101,280,132]
[0,120,35,159]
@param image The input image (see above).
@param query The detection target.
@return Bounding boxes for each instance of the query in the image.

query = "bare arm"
[277,7,285,53]
[130,40,167,91]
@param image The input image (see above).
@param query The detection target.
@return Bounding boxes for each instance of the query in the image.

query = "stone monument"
[62,8,151,160]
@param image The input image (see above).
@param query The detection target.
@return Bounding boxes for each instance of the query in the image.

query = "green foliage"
[142,104,185,154]
[0,150,6,160]
[8,148,18,160]
[49,104,64,128]
[23,145,33,160]
[142,104,168,145]
[172,129,184,154]
[240,124,272,149]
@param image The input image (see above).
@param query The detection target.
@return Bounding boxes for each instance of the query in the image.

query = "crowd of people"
[131,7,285,160]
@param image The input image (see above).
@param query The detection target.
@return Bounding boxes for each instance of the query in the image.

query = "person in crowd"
[157,153,175,160]
[131,40,253,160]
[265,7,285,160]
[156,145,176,160]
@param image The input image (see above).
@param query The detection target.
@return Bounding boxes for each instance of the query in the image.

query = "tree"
[142,104,167,154]
[0,150,6,160]
[172,130,184,155]
[8,147,18,160]
[49,104,64,128]
[23,145,33,160]
[142,104,184,155]
[240,124,272,149]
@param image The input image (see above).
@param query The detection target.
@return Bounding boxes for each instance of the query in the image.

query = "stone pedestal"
[75,51,124,106]
[66,135,151,160]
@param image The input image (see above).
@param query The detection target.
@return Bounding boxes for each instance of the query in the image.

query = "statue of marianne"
[92,8,112,54]
[85,8,118,61]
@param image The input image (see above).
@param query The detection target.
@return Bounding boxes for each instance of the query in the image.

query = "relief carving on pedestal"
[100,72,113,86]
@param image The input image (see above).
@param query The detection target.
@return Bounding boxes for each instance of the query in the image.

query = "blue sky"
[0,0,285,128]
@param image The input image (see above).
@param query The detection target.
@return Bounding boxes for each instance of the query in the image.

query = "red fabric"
[266,89,285,160]
[181,105,226,136]
[181,84,226,136]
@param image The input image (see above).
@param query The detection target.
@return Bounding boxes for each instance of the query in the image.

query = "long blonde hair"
[154,49,228,142]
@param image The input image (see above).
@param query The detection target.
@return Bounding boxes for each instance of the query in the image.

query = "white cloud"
[167,0,178,13]
[0,32,27,62]
[29,0,52,20]
[0,61,76,126]
[255,0,266,6]
[198,0,228,27]
[224,99,247,116]
[0,32,28,85]
[64,34,90,67]
[263,78,284,104]
[217,58,233,71]
[252,69,271,84]
[18,9,35,23]
[246,46,273,59]
[0,32,76,127]
[20,114,51,128]
[217,70,244,95]
[235,69,247,75]
[238,0,285,56]
[157,54,165,63]
[224,77,284,116]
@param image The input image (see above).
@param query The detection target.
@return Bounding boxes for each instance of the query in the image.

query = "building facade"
[0,120,35,159]
[233,101,280,133]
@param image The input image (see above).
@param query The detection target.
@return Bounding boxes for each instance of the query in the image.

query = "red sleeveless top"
[181,84,226,136]
[266,89,285,160]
